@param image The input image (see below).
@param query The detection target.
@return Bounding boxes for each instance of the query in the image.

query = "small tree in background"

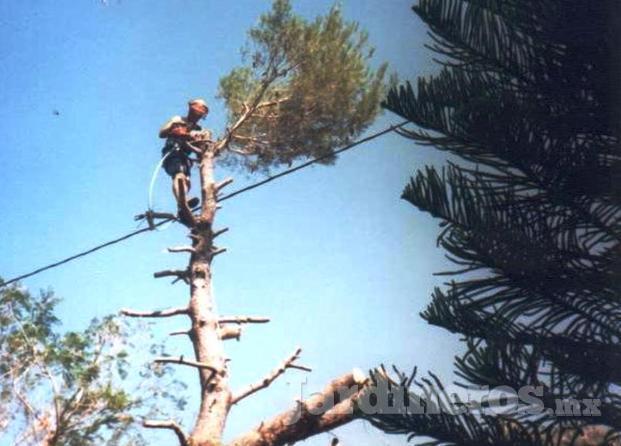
[364,1,620,445]
[124,1,386,445]
[0,283,186,446]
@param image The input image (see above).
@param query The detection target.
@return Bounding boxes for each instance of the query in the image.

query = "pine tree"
[218,0,386,172]
[363,1,621,444]
[124,1,386,445]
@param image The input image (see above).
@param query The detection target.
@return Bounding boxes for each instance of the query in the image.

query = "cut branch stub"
[154,269,188,279]
[219,316,270,325]
[288,364,312,372]
[120,307,189,318]
[168,246,197,254]
[212,227,229,239]
[211,247,227,258]
[219,326,242,341]
[153,356,220,374]
[216,177,234,193]
[135,210,177,223]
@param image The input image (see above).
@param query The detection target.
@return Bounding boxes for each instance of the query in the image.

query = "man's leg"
[184,177,200,208]
[173,173,199,211]
[172,172,188,206]
[173,172,196,225]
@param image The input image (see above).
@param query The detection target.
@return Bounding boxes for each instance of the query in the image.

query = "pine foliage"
[364,1,621,444]
[218,0,386,172]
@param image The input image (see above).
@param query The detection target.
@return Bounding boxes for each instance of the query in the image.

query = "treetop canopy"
[218,0,387,172]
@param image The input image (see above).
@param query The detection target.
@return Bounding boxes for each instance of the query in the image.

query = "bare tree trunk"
[187,149,231,445]
[126,141,366,446]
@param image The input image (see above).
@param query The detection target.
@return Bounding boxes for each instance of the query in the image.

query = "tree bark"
[187,148,231,446]
[229,371,367,446]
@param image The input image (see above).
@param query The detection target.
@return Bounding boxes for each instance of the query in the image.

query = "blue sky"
[0,1,463,444]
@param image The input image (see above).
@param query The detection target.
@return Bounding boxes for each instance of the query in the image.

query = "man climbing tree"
[159,98,212,216]
[124,1,387,445]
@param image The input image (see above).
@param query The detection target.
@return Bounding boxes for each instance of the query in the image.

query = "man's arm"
[189,129,212,142]
[159,116,189,139]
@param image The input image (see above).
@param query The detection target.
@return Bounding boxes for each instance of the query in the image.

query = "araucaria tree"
[364,1,621,445]
[122,1,385,445]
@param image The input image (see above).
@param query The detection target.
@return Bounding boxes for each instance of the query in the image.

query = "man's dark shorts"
[162,139,191,177]
[163,155,191,177]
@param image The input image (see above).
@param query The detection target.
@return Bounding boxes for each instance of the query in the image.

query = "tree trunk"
[128,141,365,446]
[187,149,231,446]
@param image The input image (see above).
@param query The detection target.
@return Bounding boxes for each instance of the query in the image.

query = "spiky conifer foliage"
[363,1,621,444]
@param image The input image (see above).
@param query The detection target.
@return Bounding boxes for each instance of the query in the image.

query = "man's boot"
[187,197,200,208]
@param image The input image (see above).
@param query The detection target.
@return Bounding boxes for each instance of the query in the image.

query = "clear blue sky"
[0,1,463,445]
